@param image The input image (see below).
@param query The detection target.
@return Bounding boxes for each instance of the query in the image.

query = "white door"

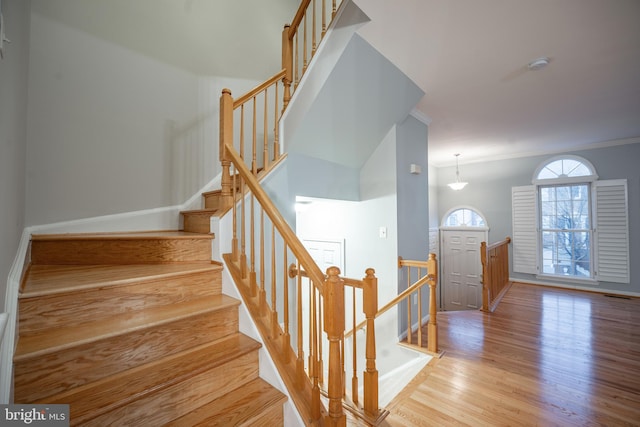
[442,230,485,311]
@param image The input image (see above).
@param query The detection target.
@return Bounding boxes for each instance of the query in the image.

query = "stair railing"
[221,140,384,424]
[283,0,341,108]
[345,254,439,355]
[288,264,384,424]
[481,237,512,312]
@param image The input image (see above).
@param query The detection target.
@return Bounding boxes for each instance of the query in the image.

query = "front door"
[442,229,485,311]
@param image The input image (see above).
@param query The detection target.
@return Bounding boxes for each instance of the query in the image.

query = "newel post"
[324,267,346,426]
[427,253,439,354]
[362,268,379,416]
[219,89,234,212]
[282,24,293,110]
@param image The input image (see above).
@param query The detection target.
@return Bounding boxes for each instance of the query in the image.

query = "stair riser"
[31,238,212,265]
[19,271,222,335]
[78,351,259,426]
[14,307,238,403]
[203,192,221,210]
[183,213,214,234]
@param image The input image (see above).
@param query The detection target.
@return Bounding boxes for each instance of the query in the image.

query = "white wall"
[0,0,30,311]
[26,12,201,226]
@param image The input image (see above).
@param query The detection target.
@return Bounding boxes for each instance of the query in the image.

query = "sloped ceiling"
[287,34,425,169]
[30,0,299,80]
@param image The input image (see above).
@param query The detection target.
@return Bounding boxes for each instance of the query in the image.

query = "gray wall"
[0,0,31,310]
[395,115,429,333]
[396,115,429,263]
[436,143,640,294]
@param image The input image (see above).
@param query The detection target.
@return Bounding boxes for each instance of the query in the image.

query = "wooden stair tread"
[44,334,262,423]
[21,262,221,298]
[30,230,214,241]
[15,294,239,359]
[180,208,219,215]
[165,377,287,427]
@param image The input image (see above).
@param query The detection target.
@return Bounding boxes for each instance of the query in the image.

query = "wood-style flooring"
[385,283,640,426]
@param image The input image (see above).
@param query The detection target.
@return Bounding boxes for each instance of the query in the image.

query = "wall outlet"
[379,226,387,239]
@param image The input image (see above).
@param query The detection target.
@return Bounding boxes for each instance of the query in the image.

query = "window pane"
[444,208,485,227]
[539,184,592,278]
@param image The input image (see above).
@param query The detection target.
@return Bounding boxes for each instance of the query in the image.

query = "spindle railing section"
[481,237,512,312]
[217,1,392,424]
[345,254,439,355]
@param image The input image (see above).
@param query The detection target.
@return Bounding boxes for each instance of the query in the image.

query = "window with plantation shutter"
[512,155,630,284]
[593,180,629,283]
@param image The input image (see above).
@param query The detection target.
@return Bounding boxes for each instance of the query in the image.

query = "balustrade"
[481,237,512,312]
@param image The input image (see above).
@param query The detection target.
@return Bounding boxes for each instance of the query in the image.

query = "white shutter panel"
[594,180,630,283]
[512,185,538,274]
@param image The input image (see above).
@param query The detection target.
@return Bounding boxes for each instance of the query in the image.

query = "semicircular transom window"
[443,208,486,227]
[534,156,597,182]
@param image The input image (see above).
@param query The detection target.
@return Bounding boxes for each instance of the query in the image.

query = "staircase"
[14,228,287,425]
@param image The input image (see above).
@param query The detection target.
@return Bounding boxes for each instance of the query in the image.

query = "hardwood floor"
[385,283,640,426]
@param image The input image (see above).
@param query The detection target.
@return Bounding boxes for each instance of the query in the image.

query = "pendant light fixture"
[447,153,468,190]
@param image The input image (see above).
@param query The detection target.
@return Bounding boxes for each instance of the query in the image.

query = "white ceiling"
[32,0,640,167]
[353,0,640,166]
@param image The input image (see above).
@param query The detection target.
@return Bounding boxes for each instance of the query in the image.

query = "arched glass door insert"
[442,207,487,228]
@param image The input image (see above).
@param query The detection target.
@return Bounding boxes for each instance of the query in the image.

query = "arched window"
[442,207,487,228]
[533,155,597,184]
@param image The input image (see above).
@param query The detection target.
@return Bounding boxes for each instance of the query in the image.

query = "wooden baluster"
[324,267,345,426]
[417,287,423,348]
[303,13,308,74]
[282,24,292,110]
[273,82,280,160]
[427,253,438,353]
[332,0,337,18]
[310,280,321,420]
[282,244,291,362]
[296,262,305,389]
[406,266,412,344]
[294,31,300,87]
[351,284,358,405]
[263,87,269,170]
[219,89,234,211]
[260,208,267,316]
[322,0,327,38]
[252,96,257,175]
[250,194,257,296]
[312,0,317,56]
[240,175,247,279]
[231,166,238,262]
[362,268,378,416]
[271,225,278,339]
[318,291,324,386]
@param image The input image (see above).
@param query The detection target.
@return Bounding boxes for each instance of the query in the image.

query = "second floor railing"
[346,254,439,355]
[481,237,512,312]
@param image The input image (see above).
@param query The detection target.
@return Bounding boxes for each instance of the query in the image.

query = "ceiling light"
[448,154,468,191]
[528,57,550,71]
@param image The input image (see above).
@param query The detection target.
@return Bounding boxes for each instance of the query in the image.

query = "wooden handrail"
[233,69,287,108]
[225,145,326,289]
[485,236,511,252]
[345,274,432,338]
[289,0,313,36]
